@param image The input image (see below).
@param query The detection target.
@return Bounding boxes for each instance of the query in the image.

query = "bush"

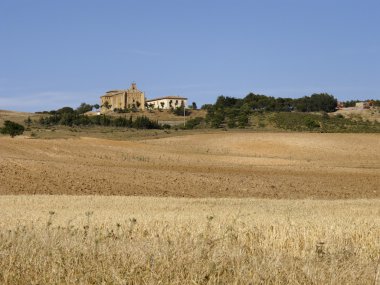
[132,116,161,129]
[271,112,380,133]
[184,117,204,129]
[1,121,25,137]
[304,117,320,130]
[172,107,191,116]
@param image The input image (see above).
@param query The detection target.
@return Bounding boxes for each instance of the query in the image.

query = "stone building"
[146,96,188,110]
[100,83,145,112]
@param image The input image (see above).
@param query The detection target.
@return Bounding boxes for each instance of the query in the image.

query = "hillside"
[0,110,38,125]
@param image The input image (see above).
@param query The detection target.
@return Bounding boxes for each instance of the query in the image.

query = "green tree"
[76,103,93,114]
[102,101,111,110]
[192,102,197,109]
[57,106,75,114]
[1,120,25,138]
[237,113,249,128]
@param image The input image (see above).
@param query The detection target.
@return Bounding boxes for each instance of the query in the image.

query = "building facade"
[145,96,188,110]
[100,83,145,112]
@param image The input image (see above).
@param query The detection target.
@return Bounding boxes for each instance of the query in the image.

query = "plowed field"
[0,133,379,198]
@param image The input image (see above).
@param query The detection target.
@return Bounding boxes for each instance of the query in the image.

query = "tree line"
[37,106,160,129]
[203,93,338,128]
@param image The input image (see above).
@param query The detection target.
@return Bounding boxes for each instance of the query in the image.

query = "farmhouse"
[100,82,145,112]
[146,96,188,110]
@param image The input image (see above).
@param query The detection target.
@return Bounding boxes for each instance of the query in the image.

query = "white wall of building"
[147,98,187,109]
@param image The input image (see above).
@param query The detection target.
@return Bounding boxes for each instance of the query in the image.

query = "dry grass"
[0,196,379,284]
[0,110,38,125]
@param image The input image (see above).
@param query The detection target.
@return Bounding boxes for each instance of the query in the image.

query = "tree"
[192,102,197,110]
[237,113,249,127]
[57,106,75,114]
[102,101,111,110]
[160,102,165,109]
[93,104,100,110]
[201,104,213,110]
[76,103,93,114]
[1,120,25,138]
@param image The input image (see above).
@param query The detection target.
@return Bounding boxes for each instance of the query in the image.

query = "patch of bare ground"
[0,132,379,198]
[334,107,380,122]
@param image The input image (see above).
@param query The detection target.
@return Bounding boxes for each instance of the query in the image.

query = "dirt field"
[0,132,379,198]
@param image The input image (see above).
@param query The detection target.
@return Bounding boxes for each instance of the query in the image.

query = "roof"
[101,83,144,97]
[146,96,188,102]
[100,90,125,97]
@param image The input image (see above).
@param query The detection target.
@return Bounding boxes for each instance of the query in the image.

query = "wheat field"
[0,196,379,284]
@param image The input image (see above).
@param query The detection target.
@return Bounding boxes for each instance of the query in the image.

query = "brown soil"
[0,133,379,199]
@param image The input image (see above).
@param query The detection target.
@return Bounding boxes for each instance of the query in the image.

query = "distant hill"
[0,110,39,125]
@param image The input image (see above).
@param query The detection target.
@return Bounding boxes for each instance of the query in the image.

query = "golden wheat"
[0,196,379,284]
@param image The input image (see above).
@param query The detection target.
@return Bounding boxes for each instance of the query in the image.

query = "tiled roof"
[146,96,187,102]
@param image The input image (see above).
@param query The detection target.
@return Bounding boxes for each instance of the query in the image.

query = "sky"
[0,0,379,112]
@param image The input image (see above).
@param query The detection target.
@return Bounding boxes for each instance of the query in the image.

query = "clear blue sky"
[0,0,379,112]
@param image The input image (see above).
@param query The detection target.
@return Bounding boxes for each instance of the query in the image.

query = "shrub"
[1,120,25,138]
[304,117,320,130]
[184,117,204,129]
[172,107,191,116]
[132,116,161,129]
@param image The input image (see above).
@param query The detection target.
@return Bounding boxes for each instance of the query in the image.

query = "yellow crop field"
[0,196,379,284]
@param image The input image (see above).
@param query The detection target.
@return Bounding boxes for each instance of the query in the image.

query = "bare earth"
[0,132,379,198]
